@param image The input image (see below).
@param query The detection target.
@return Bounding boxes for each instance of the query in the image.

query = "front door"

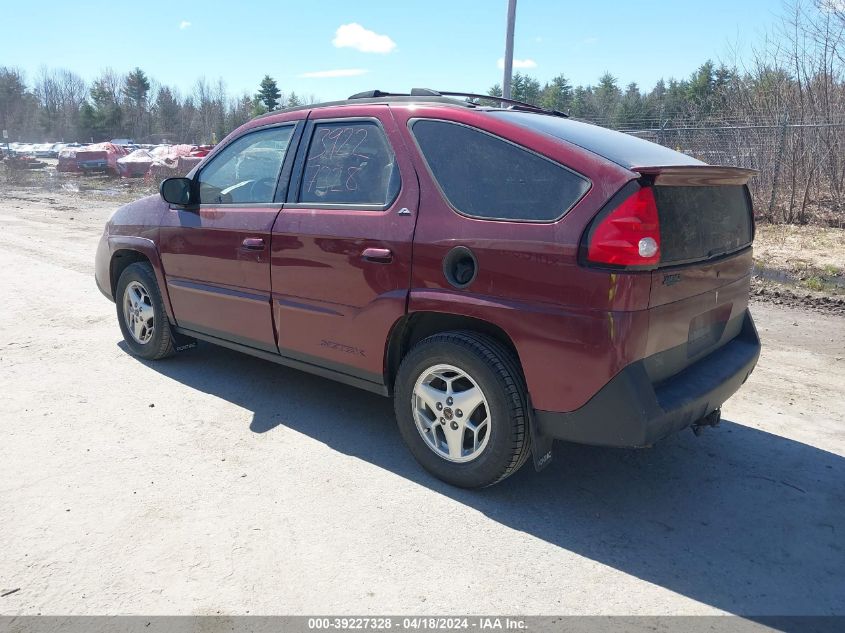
[160,121,302,352]
[270,106,419,384]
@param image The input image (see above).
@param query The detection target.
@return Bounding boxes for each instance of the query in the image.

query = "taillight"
[586,186,661,267]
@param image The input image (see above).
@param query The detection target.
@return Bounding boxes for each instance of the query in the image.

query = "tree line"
[0,69,313,145]
[487,0,845,222]
[0,59,764,146]
[1,0,842,222]
[487,62,738,129]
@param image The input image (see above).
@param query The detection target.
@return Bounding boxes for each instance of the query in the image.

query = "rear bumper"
[535,310,760,447]
[79,159,108,171]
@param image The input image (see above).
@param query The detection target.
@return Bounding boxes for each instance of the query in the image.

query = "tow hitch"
[691,409,721,436]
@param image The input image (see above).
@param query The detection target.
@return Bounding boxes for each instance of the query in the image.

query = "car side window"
[410,119,590,222]
[299,121,400,206]
[198,125,294,204]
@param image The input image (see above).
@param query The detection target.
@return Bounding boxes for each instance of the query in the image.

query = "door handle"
[361,247,393,263]
[242,238,265,250]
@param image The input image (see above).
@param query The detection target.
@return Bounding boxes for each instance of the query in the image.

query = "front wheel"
[393,331,531,488]
[115,262,174,360]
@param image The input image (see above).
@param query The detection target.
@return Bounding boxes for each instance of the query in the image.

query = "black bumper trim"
[535,310,761,448]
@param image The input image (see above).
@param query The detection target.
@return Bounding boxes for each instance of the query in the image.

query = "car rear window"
[654,185,753,265]
[410,119,590,222]
[488,110,702,169]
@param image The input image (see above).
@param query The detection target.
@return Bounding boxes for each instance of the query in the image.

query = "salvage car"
[95,89,761,488]
[56,146,81,172]
[33,143,56,158]
[116,148,156,178]
[75,142,128,175]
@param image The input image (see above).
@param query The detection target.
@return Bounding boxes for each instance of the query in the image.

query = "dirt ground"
[1,176,843,616]
[752,223,845,315]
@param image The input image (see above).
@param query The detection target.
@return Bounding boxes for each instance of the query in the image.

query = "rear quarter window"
[410,119,590,222]
[488,110,703,169]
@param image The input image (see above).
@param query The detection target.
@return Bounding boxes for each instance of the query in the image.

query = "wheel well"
[110,249,150,296]
[385,312,522,393]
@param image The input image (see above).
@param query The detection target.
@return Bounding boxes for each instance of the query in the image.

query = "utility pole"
[502,0,517,100]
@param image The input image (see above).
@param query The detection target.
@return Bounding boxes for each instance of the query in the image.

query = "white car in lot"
[34,143,57,158]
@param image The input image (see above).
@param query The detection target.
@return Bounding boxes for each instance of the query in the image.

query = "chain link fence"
[596,117,845,226]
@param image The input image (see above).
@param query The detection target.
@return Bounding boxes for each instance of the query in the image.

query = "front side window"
[198,125,294,204]
[299,121,399,206]
[411,119,590,222]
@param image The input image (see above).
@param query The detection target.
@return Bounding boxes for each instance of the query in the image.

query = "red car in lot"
[95,90,760,487]
[74,142,128,175]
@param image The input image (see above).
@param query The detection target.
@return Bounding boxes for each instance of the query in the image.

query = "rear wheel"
[115,262,174,360]
[394,331,531,488]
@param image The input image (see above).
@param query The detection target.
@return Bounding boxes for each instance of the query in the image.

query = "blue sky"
[4,0,784,100]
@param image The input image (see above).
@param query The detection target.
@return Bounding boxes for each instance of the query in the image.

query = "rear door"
[270,106,419,384]
[159,121,303,352]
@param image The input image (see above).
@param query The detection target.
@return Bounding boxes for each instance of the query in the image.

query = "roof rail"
[346,88,567,117]
[347,90,406,99]
[431,90,568,118]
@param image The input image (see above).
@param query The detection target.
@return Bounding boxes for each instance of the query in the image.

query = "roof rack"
[432,90,568,118]
[347,88,568,118]
[347,90,410,99]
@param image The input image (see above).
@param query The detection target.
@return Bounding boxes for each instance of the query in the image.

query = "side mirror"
[160,177,195,207]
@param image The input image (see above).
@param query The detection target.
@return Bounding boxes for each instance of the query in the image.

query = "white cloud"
[582,36,599,45]
[332,23,396,54]
[497,58,537,70]
[299,68,369,78]
[179,20,191,30]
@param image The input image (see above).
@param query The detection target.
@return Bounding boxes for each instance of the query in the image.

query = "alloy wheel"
[412,363,491,463]
[122,280,155,345]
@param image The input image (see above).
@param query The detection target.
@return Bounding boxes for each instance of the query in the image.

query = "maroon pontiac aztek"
[95,89,760,488]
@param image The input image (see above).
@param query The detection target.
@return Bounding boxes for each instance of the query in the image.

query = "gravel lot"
[1,181,843,616]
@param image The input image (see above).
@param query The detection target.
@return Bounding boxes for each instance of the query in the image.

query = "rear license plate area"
[687,304,731,358]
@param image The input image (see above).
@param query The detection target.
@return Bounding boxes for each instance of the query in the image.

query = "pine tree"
[78,101,97,142]
[540,74,573,112]
[686,60,716,116]
[250,96,268,118]
[123,68,150,139]
[569,86,597,119]
[123,68,150,107]
[615,82,651,128]
[594,73,621,123]
[509,73,541,105]
[256,75,281,112]
[89,78,123,139]
[153,86,180,139]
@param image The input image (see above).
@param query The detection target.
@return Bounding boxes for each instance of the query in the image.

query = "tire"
[115,261,174,360]
[393,331,531,488]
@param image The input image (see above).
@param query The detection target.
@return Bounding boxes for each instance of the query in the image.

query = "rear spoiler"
[631,165,758,186]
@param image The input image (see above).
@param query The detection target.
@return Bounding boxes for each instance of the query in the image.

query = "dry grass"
[754,223,845,296]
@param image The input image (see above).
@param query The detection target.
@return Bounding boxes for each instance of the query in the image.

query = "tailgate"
[644,251,753,381]
[637,166,756,379]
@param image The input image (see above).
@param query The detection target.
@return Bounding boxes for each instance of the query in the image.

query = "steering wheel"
[247,177,276,202]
